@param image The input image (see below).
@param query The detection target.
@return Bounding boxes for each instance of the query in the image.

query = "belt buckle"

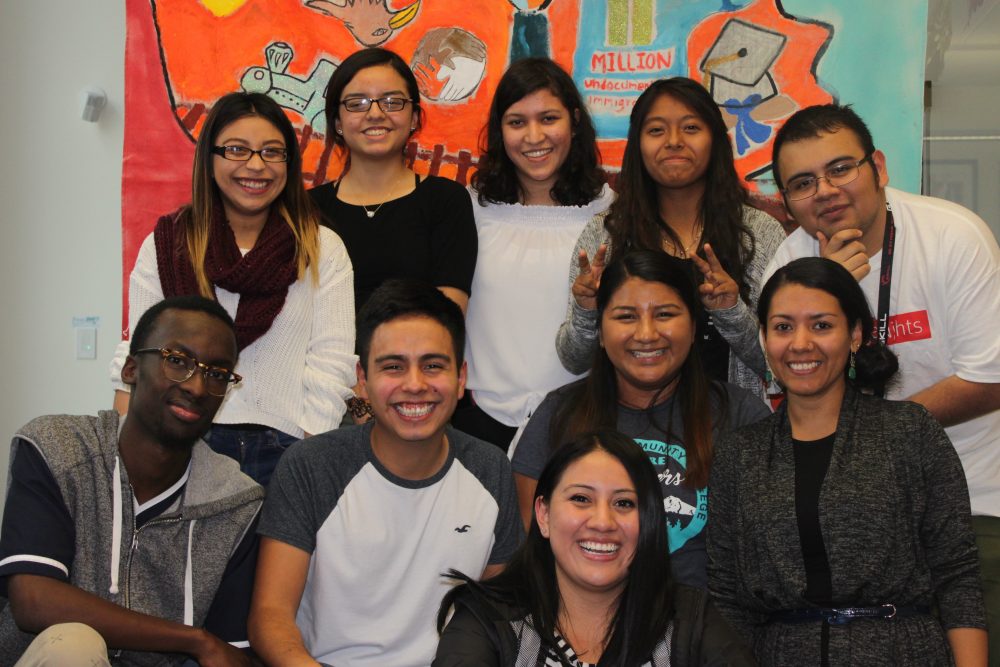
[827,604,896,625]
[827,609,851,625]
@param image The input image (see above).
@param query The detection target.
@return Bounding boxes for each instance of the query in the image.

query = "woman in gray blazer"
[707,257,987,666]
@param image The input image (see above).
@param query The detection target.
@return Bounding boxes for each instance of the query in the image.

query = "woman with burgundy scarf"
[110,92,356,485]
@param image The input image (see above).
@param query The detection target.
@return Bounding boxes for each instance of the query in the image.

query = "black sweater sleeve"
[433,595,503,667]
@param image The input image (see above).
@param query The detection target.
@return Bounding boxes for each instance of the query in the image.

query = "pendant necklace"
[350,168,408,219]
[362,202,384,219]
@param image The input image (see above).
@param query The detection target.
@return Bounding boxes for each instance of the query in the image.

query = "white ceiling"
[927,0,1000,84]
[950,0,1000,48]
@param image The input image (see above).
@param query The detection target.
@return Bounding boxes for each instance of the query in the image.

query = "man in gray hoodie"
[0,295,264,667]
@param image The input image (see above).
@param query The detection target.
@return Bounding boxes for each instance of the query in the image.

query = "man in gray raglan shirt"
[250,280,523,667]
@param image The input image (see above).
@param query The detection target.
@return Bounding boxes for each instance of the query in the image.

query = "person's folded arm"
[8,574,248,666]
[907,376,1000,427]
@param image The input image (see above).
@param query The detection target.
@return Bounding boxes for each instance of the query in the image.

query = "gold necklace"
[666,220,703,258]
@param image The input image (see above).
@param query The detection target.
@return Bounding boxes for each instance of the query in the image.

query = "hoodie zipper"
[122,515,184,611]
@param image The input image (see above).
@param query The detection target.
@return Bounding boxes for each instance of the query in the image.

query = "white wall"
[0,1,125,509]
[925,49,1000,240]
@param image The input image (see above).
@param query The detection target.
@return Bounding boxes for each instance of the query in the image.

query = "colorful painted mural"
[122,0,927,324]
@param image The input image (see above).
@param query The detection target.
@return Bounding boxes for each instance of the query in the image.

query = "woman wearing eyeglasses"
[110,92,356,486]
[310,47,477,317]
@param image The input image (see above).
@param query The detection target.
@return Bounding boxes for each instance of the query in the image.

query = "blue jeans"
[205,424,299,487]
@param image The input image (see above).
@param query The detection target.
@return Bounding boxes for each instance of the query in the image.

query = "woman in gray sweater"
[556,78,785,400]
[707,258,987,666]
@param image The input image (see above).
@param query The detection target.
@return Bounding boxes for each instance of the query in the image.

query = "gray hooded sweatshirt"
[0,410,264,666]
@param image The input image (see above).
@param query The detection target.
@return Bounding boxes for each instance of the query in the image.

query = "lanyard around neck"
[871,203,896,397]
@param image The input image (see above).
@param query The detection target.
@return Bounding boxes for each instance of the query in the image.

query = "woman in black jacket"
[434,431,753,666]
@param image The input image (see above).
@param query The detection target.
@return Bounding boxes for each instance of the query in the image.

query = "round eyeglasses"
[781,154,874,201]
[133,348,242,397]
[340,96,412,113]
[212,145,288,163]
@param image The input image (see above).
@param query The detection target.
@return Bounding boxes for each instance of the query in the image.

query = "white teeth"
[631,350,664,359]
[237,179,269,191]
[364,128,388,136]
[523,149,551,158]
[789,361,820,371]
[395,403,433,417]
[580,541,619,554]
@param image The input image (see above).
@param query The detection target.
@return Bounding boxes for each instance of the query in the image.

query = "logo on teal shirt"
[634,438,708,554]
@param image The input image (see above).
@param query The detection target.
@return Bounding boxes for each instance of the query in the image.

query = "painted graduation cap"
[700,19,787,107]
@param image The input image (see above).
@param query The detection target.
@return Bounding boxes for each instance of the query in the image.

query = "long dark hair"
[605,77,754,304]
[758,257,898,391]
[184,92,320,297]
[472,57,603,206]
[550,250,723,489]
[438,431,673,665]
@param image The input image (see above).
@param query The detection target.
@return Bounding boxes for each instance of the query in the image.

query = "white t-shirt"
[464,184,614,427]
[764,187,1000,516]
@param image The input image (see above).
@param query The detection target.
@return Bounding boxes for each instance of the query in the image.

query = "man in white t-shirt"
[248,280,522,667]
[764,103,1000,662]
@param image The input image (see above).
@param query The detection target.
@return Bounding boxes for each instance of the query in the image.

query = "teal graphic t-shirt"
[634,437,708,555]
[511,381,769,588]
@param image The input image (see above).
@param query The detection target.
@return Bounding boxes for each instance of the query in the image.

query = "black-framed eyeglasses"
[340,96,412,113]
[133,348,242,397]
[781,154,874,201]
[212,145,288,163]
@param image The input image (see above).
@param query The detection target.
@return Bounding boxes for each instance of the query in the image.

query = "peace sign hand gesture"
[691,243,739,310]
[572,243,608,311]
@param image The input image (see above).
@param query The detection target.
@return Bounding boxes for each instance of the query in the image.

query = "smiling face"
[122,309,237,450]
[601,277,695,408]
[335,64,417,160]
[212,115,288,228]
[777,128,889,250]
[536,449,640,602]
[501,88,575,205]
[639,93,712,192]
[763,283,862,401]
[359,315,466,451]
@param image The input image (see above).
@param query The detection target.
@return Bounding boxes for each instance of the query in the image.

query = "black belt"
[212,423,271,432]
[770,604,930,626]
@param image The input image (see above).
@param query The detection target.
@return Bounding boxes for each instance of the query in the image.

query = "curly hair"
[472,57,603,206]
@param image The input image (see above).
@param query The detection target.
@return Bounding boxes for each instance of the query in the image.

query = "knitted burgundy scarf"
[153,200,297,350]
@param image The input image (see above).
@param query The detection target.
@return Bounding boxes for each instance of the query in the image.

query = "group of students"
[0,43,996,667]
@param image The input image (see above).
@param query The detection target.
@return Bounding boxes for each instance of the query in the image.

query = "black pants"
[451,394,517,453]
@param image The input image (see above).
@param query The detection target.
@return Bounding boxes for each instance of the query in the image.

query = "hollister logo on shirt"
[879,310,932,345]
